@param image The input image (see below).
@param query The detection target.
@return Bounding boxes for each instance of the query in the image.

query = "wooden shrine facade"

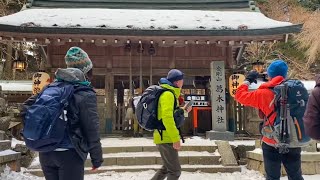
[0,0,302,134]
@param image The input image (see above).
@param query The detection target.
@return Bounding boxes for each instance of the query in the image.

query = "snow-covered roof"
[0,8,293,31]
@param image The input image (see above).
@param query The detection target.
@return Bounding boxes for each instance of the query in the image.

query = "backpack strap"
[165,90,185,142]
[178,128,185,143]
[157,129,163,141]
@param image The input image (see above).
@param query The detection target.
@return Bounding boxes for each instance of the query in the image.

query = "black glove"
[245,71,259,84]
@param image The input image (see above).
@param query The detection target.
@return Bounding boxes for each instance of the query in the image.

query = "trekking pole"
[278,83,289,154]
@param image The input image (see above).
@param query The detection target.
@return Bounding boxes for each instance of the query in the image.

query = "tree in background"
[296,12,320,69]
[0,0,26,16]
[298,0,320,10]
[0,0,47,80]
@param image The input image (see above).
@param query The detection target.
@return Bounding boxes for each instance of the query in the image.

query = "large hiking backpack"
[135,85,185,141]
[261,79,311,153]
[22,82,74,152]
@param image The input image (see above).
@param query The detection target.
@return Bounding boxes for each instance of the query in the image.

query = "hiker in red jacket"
[235,60,303,180]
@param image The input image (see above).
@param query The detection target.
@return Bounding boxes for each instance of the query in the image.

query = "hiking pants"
[39,149,85,180]
[151,143,181,180]
[262,143,304,180]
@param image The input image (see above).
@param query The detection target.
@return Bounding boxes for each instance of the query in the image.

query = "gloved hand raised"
[245,71,259,84]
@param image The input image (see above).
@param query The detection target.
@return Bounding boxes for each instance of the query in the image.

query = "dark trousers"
[151,144,181,180]
[39,149,85,180]
[262,143,304,180]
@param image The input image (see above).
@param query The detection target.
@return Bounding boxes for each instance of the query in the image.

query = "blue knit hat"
[267,59,288,78]
[167,69,184,83]
[65,47,93,74]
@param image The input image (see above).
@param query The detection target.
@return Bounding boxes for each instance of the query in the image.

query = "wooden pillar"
[169,46,176,69]
[117,87,124,130]
[39,46,47,71]
[225,46,235,132]
[46,45,54,79]
[225,45,233,69]
[129,51,133,98]
[139,44,143,91]
[225,68,235,132]
[5,42,13,79]
[105,72,114,133]
[46,45,52,68]
[105,46,114,133]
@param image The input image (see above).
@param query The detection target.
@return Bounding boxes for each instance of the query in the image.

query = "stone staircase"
[0,131,21,173]
[28,143,242,176]
[247,140,320,175]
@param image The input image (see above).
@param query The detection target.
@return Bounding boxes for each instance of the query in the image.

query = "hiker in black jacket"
[22,47,103,180]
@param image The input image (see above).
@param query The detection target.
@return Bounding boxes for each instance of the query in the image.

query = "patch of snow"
[251,148,263,154]
[0,81,32,92]
[100,137,255,147]
[0,166,42,180]
[301,151,320,154]
[0,9,293,30]
[0,149,19,156]
[214,149,220,156]
[11,138,25,149]
[97,151,215,158]
[229,140,255,147]
[28,156,40,169]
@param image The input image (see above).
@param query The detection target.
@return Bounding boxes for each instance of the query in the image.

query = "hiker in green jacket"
[151,69,192,180]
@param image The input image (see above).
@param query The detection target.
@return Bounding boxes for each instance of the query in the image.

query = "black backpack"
[135,85,185,142]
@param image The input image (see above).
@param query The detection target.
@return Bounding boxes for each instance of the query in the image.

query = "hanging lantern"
[124,43,131,52]
[252,60,264,73]
[13,59,26,71]
[148,44,156,55]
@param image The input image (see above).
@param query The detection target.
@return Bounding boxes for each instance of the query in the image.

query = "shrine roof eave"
[0,24,302,37]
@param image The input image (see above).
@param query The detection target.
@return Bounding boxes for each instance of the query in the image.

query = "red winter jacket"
[235,76,285,146]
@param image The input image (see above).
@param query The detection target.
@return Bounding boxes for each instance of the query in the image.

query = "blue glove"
[245,71,259,84]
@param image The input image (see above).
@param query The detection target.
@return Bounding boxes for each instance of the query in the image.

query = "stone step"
[0,140,11,151]
[0,149,21,172]
[28,164,241,176]
[28,151,221,170]
[102,145,217,154]
[0,150,21,164]
[247,150,320,175]
[85,151,221,167]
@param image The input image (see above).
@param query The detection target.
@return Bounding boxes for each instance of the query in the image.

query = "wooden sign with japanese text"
[229,74,245,98]
[210,61,227,132]
[32,72,51,95]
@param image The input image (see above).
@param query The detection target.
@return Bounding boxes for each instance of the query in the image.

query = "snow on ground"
[2,166,320,180]
[11,138,25,149]
[100,136,255,147]
[0,8,293,30]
